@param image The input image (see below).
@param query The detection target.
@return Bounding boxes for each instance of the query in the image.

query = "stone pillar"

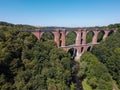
[81,29,87,44]
[113,29,117,33]
[75,47,82,60]
[82,46,88,53]
[103,30,110,40]
[92,30,100,43]
[75,30,81,45]
[52,29,60,47]
[74,30,82,60]
[32,31,43,41]
[60,29,66,46]
[75,29,88,60]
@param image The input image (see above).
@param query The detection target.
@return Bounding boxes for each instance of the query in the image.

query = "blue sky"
[0,0,120,27]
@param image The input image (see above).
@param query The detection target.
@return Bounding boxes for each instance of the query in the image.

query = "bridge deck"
[21,28,115,32]
[59,43,99,48]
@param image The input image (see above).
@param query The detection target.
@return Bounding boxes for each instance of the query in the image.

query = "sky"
[0,0,120,27]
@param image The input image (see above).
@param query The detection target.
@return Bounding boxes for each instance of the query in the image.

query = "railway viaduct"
[25,28,116,60]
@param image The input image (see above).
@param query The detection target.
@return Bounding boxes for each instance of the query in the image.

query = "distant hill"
[0,21,120,31]
[0,21,37,30]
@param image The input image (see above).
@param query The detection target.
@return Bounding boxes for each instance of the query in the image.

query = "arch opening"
[81,47,84,53]
[97,30,105,42]
[108,30,114,36]
[87,46,92,51]
[68,48,77,59]
[41,32,54,42]
[66,31,76,45]
[86,31,94,43]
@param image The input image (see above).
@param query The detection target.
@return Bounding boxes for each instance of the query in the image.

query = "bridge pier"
[81,30,87,44]
[75,53,82,60]
[75,47,82,60]
[103,30,110,40]
[60,30,66,47]
[75,30,81,45]
[75,46,88,60]
[32,31,43,41]
[53,30,60,47]
[92,29,100,43]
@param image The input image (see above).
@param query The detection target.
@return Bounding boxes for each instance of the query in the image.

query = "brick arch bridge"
[25,28,116,60]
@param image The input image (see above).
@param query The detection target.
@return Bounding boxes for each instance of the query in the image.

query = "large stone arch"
[41,31,54,42]
[86,30,94,43]
[66,31,77,45]
[97,30,105,42]
[68,48,77,59]
[108,30,114,36]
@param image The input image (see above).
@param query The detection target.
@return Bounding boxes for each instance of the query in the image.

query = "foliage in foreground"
[0,27,74,90]
[1,22,120,90]
[77,52,113,90]
[92,31,120,88]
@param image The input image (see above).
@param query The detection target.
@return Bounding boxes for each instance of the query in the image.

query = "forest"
[0,21,120,90]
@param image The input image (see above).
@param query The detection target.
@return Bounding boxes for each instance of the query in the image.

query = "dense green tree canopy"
[78,52,113,90]
[0,25,75,90]
[92,29,120,88]
[0,22,120,90]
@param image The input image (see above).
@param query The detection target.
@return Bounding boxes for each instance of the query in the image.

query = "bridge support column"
[81,30,87,44]
[75,47,82,60]
[83,46,88,52]
[53,30,60,47]
[92,30,99,43]
[60,30,66,46]
[103,30,110,40]
[75,46,89,60]
[75,30,81,45]
[32,31,43,41]
[114,29,117,33]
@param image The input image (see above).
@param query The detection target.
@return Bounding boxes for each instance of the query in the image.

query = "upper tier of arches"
[30,28,116,47]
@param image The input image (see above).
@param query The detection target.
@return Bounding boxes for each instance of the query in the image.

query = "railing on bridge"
[59,43,99,48]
